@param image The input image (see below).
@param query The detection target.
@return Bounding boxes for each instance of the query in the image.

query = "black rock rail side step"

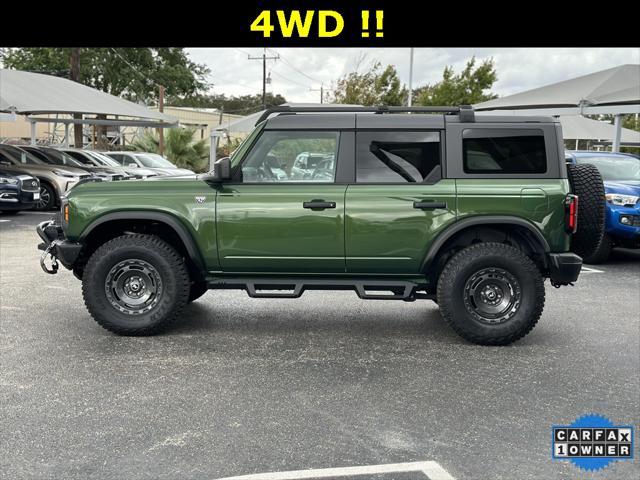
[206,277,433,301]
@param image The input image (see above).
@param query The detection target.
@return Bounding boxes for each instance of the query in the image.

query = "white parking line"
[582,266,604,274]
[216,461,456,480]
[0,219,10,223]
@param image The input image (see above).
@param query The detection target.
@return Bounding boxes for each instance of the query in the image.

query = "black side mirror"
[198,157,231,183]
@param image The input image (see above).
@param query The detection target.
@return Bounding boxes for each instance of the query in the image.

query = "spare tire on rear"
[567,163,606,259]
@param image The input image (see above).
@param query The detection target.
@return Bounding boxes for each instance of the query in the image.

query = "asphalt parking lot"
[1,211,638,480]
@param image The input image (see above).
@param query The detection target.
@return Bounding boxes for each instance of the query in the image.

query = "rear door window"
[356,131,441,183]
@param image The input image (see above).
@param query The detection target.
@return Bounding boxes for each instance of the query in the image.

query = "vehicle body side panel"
[65,179,220,269]
[215,184,347,273]
[345,180,457,273]
[456,179,571,252]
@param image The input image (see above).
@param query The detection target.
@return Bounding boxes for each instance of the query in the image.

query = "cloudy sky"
[187,48,639,105]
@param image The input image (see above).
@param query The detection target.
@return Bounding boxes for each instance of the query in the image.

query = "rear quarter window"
[463,129,547,174]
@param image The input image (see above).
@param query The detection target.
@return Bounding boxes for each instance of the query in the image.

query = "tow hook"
[551,280,574,288]
[40,242,59,274]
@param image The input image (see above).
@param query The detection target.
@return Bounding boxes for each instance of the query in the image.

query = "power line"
[267,48,321,84]
[269,68,311,89]
[110,48,158,87]
[234,48,253,57]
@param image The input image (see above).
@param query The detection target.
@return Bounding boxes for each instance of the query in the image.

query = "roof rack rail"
[255,105,474,125]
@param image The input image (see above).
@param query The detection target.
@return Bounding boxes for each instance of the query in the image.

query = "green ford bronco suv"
[37,106,605,345]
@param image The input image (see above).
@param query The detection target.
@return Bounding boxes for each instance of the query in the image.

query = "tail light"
[564,194,578,234]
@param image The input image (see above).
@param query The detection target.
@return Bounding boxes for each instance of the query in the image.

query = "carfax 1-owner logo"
[552,414,635,471]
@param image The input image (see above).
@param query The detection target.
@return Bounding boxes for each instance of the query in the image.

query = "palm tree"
[133,128,209,172]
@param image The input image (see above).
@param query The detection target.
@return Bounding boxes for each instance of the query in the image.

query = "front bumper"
[0,186,39,210]
[606,204,640,241]
[548,252,582,286]
[36,220,82,273]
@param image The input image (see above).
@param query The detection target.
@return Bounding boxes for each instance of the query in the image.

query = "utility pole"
[248,48,279,109]
[310,83,324,104]
[408,48,414,107]
[158,85,165,156]
[69,48,83,148]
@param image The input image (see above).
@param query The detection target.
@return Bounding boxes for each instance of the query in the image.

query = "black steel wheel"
[105,259,163,315]
[463,267,521,325]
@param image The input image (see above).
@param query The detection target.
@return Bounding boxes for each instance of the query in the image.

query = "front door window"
[240,131,339,183]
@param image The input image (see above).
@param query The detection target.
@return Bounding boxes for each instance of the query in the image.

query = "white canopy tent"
[479,110,640,147]
[213,103,363,136]
[560,115,640,147]
[0,69,178,145]
[475,64,640,151]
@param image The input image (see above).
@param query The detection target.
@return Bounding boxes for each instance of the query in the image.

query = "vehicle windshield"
[230,122,265,169]
[134,153,176,168]
[42,148,85,167]
[576,155,640,181]
[0,146,46,165]
[87,151,121,167]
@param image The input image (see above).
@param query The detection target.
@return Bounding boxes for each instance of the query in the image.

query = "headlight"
[0,176,18,184]
[605,193,639,206]
[52,170,79,179]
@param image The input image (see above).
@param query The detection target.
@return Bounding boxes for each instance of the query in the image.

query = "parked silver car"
[57,148,159,179]
[104,152,195,176]
[21,146,129,182]
[0,144,91,210]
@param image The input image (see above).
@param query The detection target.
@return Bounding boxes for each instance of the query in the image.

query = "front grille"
[19,178,40,192]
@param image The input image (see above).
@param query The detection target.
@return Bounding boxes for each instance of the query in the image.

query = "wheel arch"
[78,211,205,275]
[422,216,550,274]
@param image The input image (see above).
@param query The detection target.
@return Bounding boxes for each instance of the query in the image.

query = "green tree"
[2,48,210,102]
[331,62,407,106]
[133,128,209,172]
[173,92,287,114]
[414,57,498,106]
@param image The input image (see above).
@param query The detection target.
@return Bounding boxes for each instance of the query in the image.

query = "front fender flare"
[78,211,205,271]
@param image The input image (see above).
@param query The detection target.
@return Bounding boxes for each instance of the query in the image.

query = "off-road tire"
[583,233,612,264]
[82,234,190,335]
[188,281,208,302]
[567,163,605,259]
[437,242,545,346]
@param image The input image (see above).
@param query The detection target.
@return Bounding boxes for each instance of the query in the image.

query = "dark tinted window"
[356,131,440,183]
[23,148,53,163]
[65,151,94,165]
[463,129,547,174]
[107,154,126,165]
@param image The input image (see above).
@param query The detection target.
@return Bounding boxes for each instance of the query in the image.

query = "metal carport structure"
[0,68,178,146]
[475,64,640,151]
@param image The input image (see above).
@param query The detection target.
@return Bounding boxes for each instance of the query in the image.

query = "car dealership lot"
[1,211,638,480]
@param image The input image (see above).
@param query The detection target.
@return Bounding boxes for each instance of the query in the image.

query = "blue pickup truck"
[566,151,640,263]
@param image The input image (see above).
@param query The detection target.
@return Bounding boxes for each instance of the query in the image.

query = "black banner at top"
[0,0,635,47]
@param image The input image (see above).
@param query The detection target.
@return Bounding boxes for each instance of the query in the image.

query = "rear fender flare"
[421,215,550,271]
